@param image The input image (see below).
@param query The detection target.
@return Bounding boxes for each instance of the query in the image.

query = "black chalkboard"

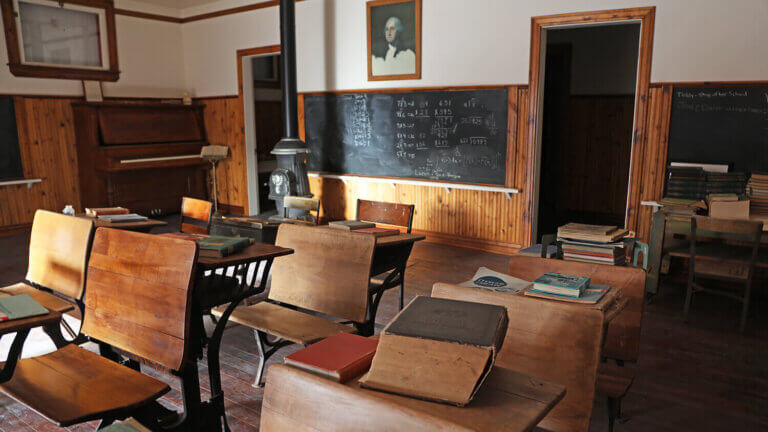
[0,97,22,180]
[303,88,509,185]
[668,86,768,174]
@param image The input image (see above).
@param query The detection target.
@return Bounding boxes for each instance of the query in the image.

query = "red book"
[352,227,400,237]
[284,332,378,382]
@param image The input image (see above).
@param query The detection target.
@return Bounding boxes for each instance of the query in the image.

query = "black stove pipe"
[279,0,298,139]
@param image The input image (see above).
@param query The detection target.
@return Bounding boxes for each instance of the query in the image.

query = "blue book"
[525,285,609,304]
[532,272,589,297]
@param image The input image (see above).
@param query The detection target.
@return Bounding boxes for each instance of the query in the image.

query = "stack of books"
[328,220,400,237]
[85,206,129,217]
[706,172,747,195]
[665,166,707,200]
[557,223,630,265]
[747,173,768,214]
[658,197,707,218]
[524,272,610,304]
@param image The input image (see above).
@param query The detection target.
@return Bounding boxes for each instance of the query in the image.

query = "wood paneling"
[636,85,673,242]
[0,97,80,230]
[198,97,248,214]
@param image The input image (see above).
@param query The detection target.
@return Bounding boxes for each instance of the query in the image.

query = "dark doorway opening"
[251,54,283,214]
[536,23,640,240]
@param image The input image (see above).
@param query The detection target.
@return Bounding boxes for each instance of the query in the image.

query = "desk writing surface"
[196,243,294,270]
[0,291,62,335]
[262,363,564,432]
[316,226,425,247]
[77,214,167,230]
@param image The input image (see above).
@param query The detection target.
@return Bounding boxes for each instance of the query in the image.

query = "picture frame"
[81,80,103,102]
[367,0,421,81]
[0,0,120,81]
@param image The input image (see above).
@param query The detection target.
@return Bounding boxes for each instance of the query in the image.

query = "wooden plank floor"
[1,224,767,431]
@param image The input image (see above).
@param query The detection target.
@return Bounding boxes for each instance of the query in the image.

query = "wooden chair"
[214,223,375,386]
[0,210,94,347]
[357,199,415,310]
[282,196,321,225]
[507,256,647,432]
[677,216,763,333]
[180,196,214,234]
[0,228,200,429]
[431,282,608,432]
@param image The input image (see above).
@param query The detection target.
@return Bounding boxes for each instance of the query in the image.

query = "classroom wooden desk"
[76,214,168,232]
[646,212,768,295]
[0,292,63,384]
[262,363,565,432]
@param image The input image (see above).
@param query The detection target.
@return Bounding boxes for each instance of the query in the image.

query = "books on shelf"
[0,294,49,322]
[197,235,254,258]
[525,284,611,304]
[359,296,507,406]
[665,166,706,200]
[532,272,589,298]
[284,332,378,382]
[747,173,768,214]
[85,207,130,217]
[328,220,376,230]
[97,213,148,223]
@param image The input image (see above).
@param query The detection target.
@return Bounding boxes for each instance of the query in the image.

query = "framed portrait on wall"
[367,0,421,81]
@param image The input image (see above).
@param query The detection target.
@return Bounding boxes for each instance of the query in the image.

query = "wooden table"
[262,363,565,431]
[77,214,168,232]
[0,293,63,384]
[646,212,768,295]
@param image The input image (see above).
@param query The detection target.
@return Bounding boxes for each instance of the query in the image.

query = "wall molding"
[115,0,306,24]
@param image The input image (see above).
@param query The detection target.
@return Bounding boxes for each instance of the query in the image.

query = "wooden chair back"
[283,196,321,225]
[356,199,415,233]
[690,216,762,280]
[81,228,198,372]
[508,256,646,363]
[180,196,214,234]
[269,224,375,323]
[431,283,604,432]
[26,210,94,301]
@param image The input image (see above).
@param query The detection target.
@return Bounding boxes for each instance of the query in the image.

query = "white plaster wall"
[179,0,768,98]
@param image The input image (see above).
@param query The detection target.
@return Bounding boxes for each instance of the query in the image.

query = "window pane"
[18,1,102,68]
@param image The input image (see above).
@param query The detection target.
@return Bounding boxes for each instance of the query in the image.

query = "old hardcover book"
[525,285,611,304]
[359,296,507,406]
[351,227,400,237]
[284,332,378,382]
[159,232,209,242]
[0,294,49,322]
[532,272,590,297]
[197,235,253,258]
[85,206,130,216]
[328,220,376,230]
[97,213,148,223]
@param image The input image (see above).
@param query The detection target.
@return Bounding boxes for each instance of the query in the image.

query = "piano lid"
[92,103,205,146]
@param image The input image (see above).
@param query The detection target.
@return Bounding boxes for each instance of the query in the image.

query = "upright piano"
[72,102,209,216]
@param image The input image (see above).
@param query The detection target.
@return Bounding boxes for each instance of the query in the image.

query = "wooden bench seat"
[217,302,355,345]
[0,282,75,314]
[0,344,169,427]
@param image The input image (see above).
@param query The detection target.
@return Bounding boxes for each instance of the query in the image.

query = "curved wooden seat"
[0,344,169,427]
[215,302,355,345]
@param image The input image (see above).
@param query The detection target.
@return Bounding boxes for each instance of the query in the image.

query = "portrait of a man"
[367,0,421,81]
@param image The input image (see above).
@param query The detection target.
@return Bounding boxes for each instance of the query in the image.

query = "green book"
[0,294,49,322]
[197,235,254,257]
[532,272,589,298]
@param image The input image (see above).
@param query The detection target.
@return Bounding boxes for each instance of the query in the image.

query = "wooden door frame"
[236,44,281,215]
[524,7,655,246]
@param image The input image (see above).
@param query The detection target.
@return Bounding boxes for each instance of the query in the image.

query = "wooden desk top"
[0,291,62,335]
[77,214,168,230]
[316,226,426,247]
[197,243,294,270]
[262,364,565,432]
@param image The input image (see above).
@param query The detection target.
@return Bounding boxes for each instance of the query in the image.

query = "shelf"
[0,178,41,189]
[308,173,519,198]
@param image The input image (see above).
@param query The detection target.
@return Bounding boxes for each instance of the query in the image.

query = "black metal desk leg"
[0,329,30,383]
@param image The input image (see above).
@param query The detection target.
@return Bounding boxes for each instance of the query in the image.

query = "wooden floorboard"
[1,219,767,431]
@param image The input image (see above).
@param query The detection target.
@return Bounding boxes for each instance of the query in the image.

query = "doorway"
[238,45,282,215]
[525,7,655,245]
[536,24,640,239]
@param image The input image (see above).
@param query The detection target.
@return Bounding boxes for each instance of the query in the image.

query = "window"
[1,0,119,81]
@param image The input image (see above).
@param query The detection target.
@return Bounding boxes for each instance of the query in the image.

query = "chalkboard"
[303,88,509,185]
[668,86,768,174]
[0,97,22,180]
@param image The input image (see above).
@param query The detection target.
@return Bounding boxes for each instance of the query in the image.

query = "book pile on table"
[86,206,148,223]
[665,166,706,200]
[159,233,253,257]
[328,220,400,237]
[706,172,747,195]
[557,223,630,266]
[747,173,768,214]
[658,197,707,218]
[524,272,610,304]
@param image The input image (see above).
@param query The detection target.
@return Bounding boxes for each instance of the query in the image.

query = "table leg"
[0,329,30,383]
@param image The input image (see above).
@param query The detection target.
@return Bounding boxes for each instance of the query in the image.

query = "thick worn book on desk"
[525,284,610,304]
[360,296,507,406]
[85,206,129,217]
[328,220,375,230]
[198,235,254,258]
[284,332,378,382]
[0,294,49,322]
